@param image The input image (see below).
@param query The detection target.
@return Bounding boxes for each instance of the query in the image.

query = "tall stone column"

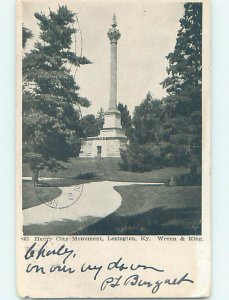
[101,14,124,132]
[80,14,127,158]
[107,14,121,110]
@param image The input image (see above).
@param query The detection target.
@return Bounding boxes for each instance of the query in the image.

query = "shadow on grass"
[23,216,100,235]
[73,172,97,180]
[75,206,201,235]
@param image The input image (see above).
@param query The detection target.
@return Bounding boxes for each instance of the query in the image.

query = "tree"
[80,108,104,138]
[22,25,33,49]
[117,103,132,138]
[80,114,98,137]
[120,93,165,171]
[22,5,91,182]
[132,93,165,144]
[161,3,202,170]
[96,107,105,130]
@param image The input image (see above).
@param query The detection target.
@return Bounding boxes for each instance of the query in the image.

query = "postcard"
[16,0,210,297]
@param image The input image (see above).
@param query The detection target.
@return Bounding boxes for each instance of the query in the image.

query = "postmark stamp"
[34,182,84,209]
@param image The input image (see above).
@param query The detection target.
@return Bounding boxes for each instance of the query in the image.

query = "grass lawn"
[77,185,201,235]
[23,157,189,184]
[22,181,61,210]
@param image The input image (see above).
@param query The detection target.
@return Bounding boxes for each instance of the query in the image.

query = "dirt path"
[23,181,164,226]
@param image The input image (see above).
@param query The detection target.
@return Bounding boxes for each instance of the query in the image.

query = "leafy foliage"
[22,5,91,181]
[96,107,105,130]
[80,109,104,138]
[120,93,165,171]
[22,25,33,49]
[132,93,165,144]
[117,103,132,138]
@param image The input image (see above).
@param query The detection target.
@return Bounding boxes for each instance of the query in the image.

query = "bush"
[120,142,163,172]
[166,173,201,186]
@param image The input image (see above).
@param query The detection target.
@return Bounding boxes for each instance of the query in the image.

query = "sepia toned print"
[17,0,210,298]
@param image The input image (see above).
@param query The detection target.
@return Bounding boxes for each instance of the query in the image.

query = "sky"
[22,0,184,115]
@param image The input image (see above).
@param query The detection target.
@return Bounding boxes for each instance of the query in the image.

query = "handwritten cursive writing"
[101,273,194,294]
[25,241,76,264]
[81,263,103,280]
[107,257,164,273]
[23,243,194,294]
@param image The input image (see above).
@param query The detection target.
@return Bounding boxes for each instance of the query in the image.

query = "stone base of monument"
[79,137,127,158]
[79,107,128,158]
[79,131,127,158]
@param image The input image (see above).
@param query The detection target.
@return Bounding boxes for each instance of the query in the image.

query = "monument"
[79,14,127,158]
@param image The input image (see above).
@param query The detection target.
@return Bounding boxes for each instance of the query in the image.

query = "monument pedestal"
[79,109,127,158]
[99,108,126,138]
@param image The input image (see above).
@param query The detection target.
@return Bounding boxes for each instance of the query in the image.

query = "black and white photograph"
[21,0,204,236]
[16,0,211,298]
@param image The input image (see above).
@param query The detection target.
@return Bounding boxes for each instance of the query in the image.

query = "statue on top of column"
[107,14,121,43]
